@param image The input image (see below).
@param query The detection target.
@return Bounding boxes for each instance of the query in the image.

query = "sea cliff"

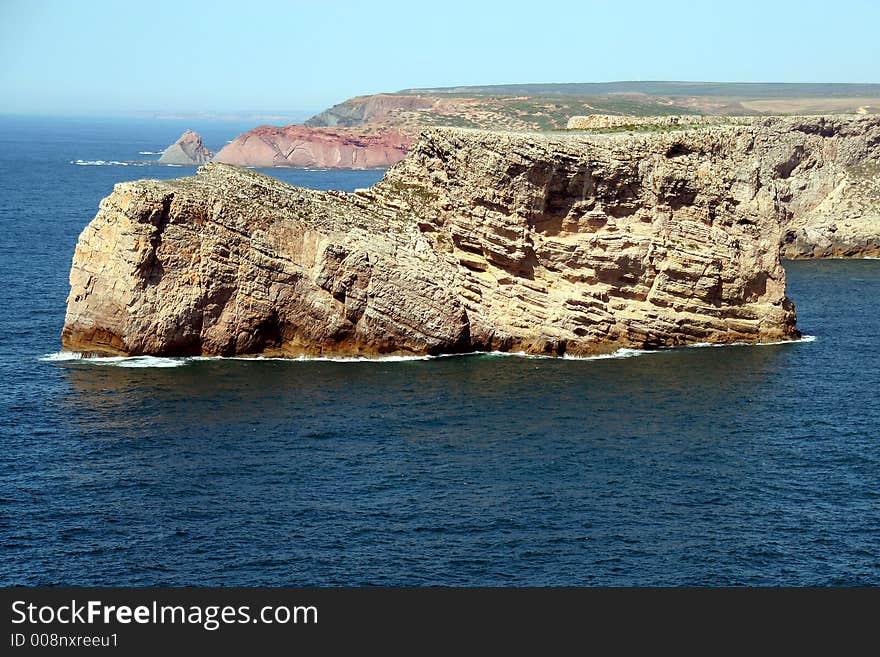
[62,116,880,357]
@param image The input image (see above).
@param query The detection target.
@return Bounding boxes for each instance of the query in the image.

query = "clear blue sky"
[1,0,878,115]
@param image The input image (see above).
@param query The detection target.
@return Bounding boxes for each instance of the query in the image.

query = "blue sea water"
[0,116,878,586]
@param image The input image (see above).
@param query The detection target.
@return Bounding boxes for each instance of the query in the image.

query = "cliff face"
[212,125,410,169]
[757,116,880,258]
[62,163,471,357]
[158,130,213,165]
[305,94,436,127]
[67,118,880,358]
[565,114,880,258]
[780,156,880,258]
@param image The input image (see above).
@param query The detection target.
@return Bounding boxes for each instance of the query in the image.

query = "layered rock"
[65,117,880,358]
[564,115,880,258]
[781,157,880,258]
[749,116,880,258]
[212,125,410,169]
[158,130,213,165]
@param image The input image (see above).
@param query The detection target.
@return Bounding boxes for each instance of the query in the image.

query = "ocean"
[1,115,878,586]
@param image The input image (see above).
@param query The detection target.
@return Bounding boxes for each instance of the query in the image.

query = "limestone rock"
[565,115,880,258]
[158,130,213,165]
[65,118,880,357]
[780,157,880,258]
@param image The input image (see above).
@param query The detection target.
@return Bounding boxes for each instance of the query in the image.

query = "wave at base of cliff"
[41,337,816,369]
[40,352,187,367]
[682,335,817,349]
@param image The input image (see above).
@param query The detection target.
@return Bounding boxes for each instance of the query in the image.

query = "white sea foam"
[41,352,434,367]
[682,335,817,349]
[190,354,435,363]
[41,336,817,368]
[71,159,151,167]
[40,352,186,368]
[138,151,163,155]
[475,350,552,359]
[71,159,189,167]
[563,347,654,361]
[756,334,817,346]
[474,348,650,361]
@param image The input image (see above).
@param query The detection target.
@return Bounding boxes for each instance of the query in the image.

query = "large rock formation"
[64,117,880,358]
[158,130,213,165]
[212,125,410,169]
[60,116,880,357]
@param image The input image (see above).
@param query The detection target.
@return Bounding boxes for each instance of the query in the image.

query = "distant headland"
[170,81,880,170]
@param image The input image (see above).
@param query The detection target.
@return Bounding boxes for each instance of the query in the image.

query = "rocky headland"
[158,129,213,165]
[212,124,410,169]
[304,83,880,133]
[209,82,880,171]
[305,93,437,128]
[62,115,879,358]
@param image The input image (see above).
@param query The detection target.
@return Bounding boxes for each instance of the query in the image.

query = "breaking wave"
[71,160,188,167]
[40,352,186,368]
[71,159,152,167]
[683,335,817,349]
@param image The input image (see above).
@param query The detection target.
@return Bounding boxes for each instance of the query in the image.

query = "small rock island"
[158,129,213,165]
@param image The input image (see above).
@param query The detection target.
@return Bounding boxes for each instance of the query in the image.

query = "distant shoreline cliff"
[212,125,410,169]
[195,81,880,171]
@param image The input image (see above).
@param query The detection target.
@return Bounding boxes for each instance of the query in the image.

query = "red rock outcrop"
[212,125,411,169]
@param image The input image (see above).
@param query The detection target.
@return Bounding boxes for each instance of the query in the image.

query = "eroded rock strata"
[565,114,880,258]
[212,125,410,169]
[63,116,879,357]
